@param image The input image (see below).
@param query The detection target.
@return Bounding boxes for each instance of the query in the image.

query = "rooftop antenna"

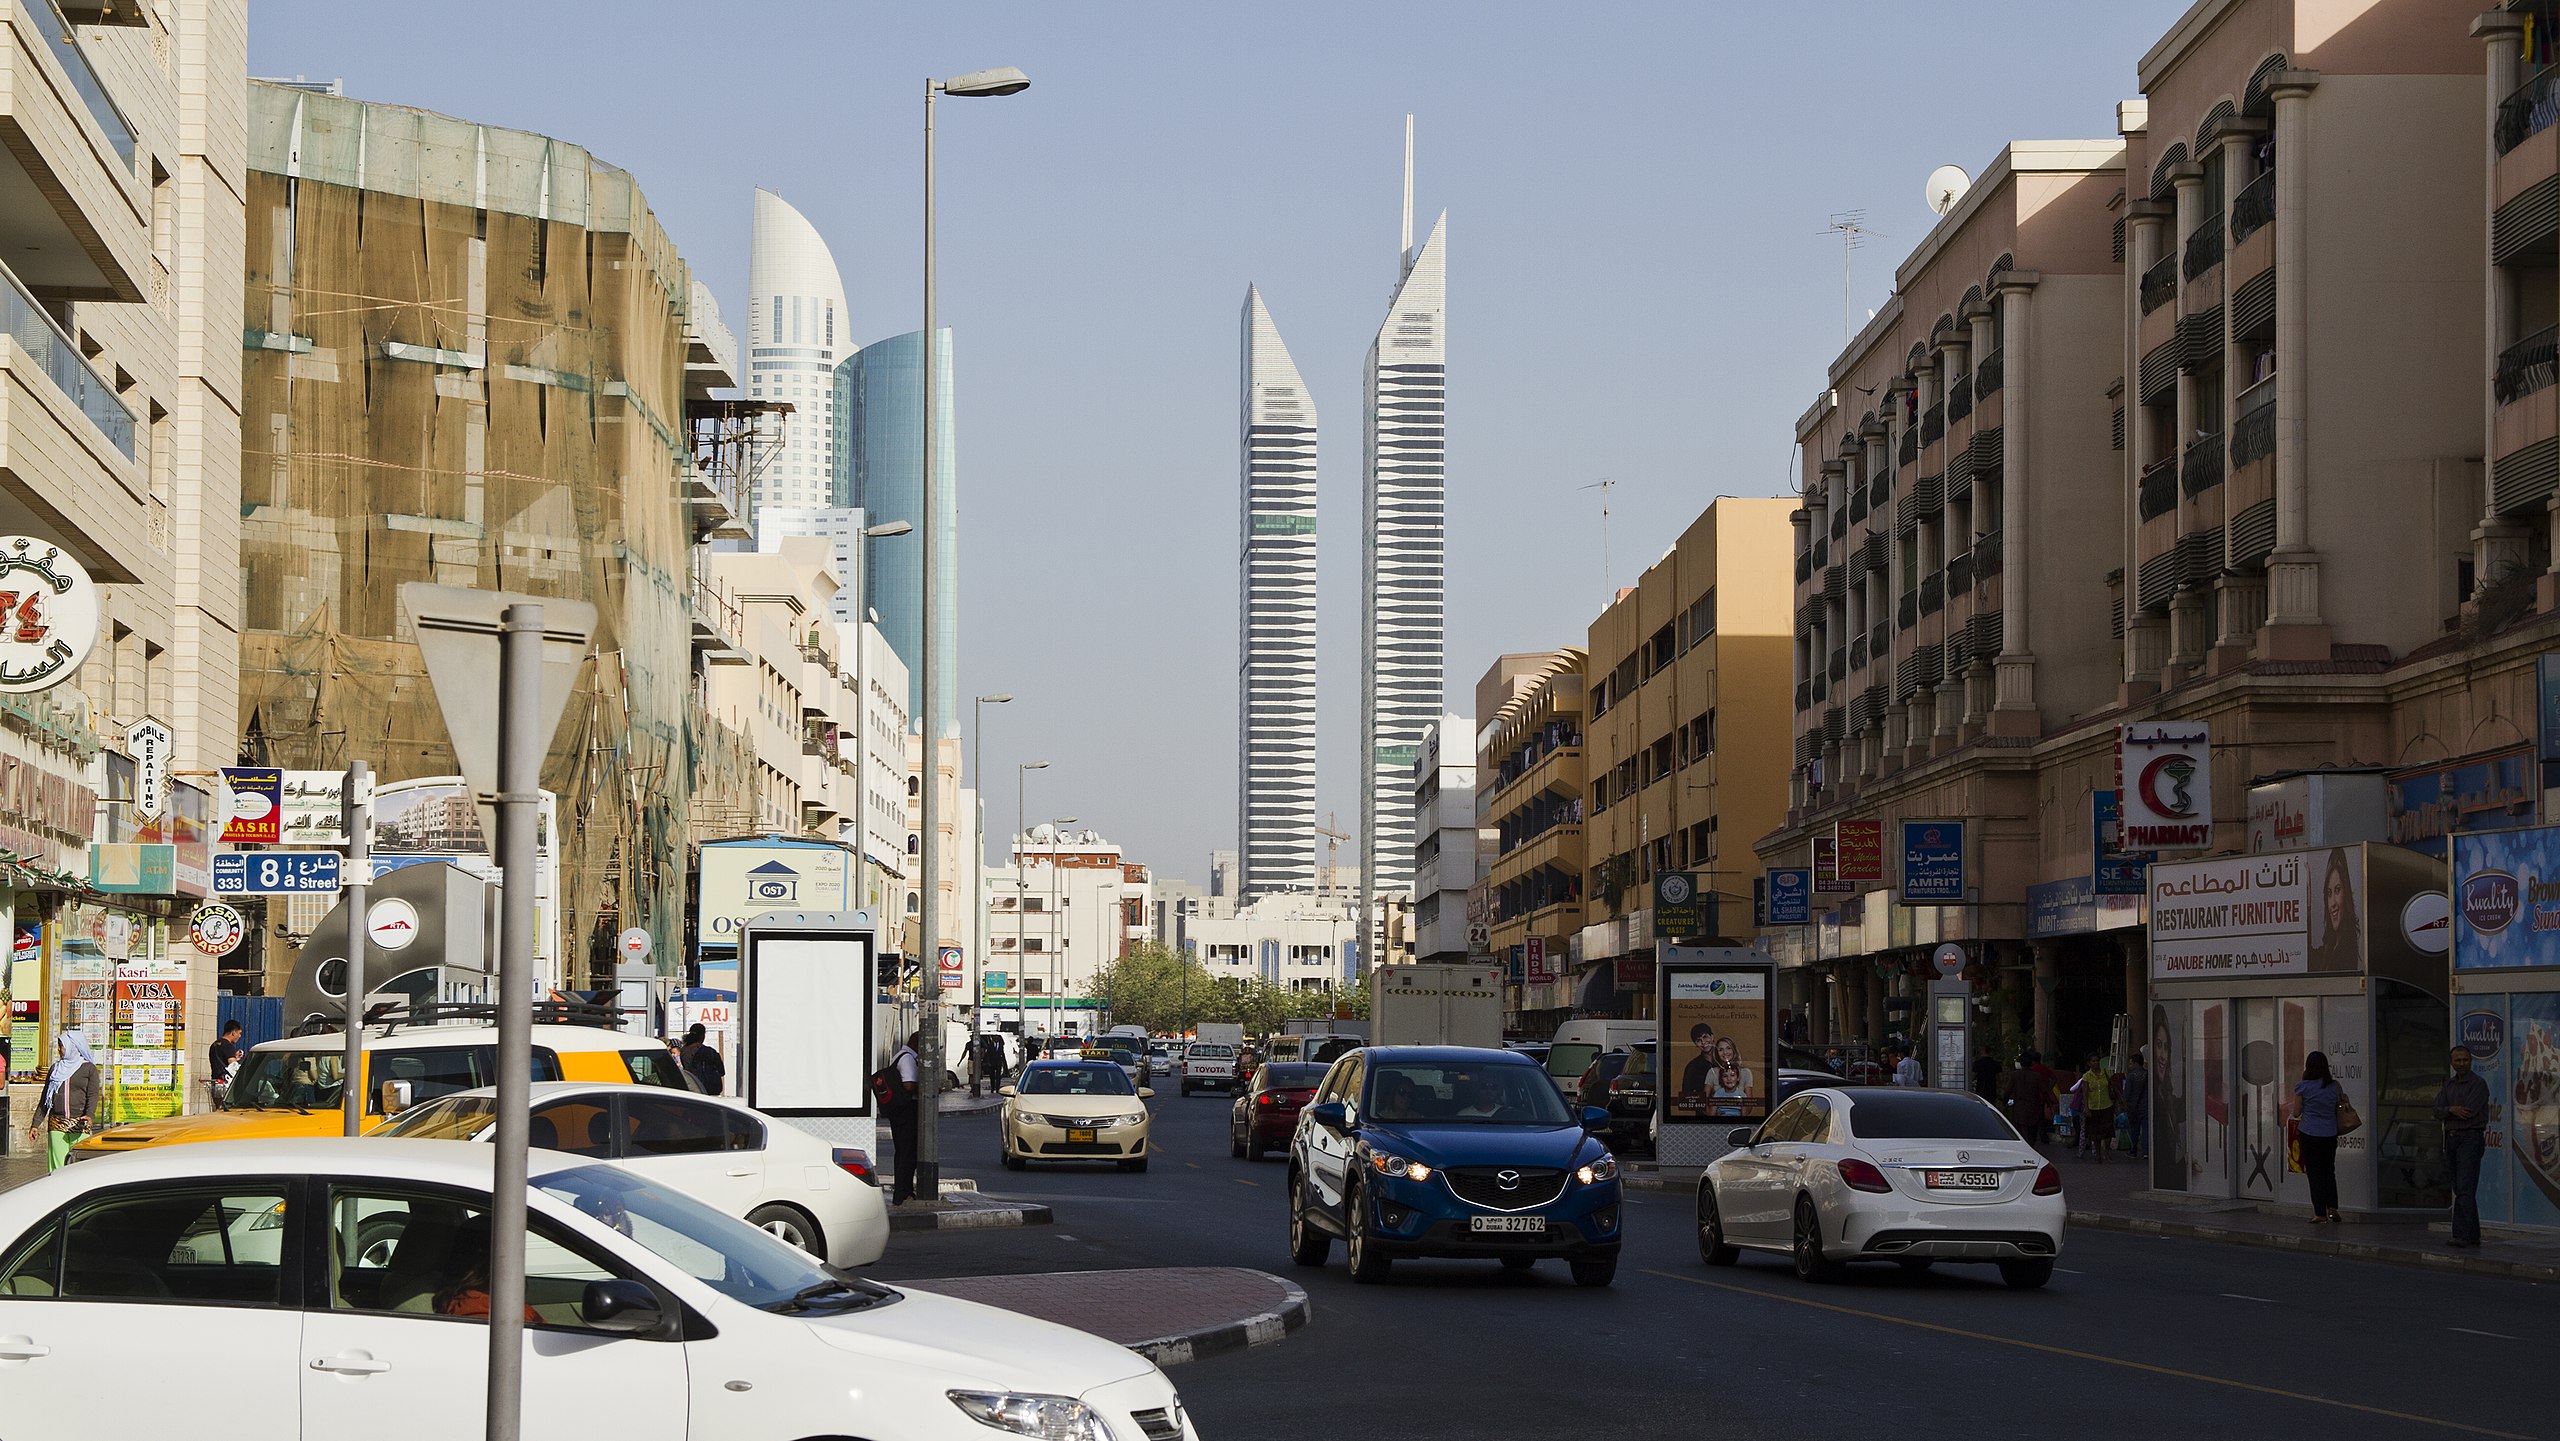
[1400,114,1416,280]
[1580,479,1616,602]
[1820,211,1880,343]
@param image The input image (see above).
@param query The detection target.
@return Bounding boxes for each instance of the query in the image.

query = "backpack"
[870,1050,916,1112]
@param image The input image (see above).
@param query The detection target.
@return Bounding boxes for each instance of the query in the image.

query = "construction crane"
[1311,814,1350,899]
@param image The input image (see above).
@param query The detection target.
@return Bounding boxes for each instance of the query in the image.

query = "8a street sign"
[212,849,342,895]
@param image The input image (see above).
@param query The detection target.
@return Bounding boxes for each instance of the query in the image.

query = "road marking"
[2450,1327,2519,1341]
[2055,1267,2086,1275]
[1186,1162,1202,1170]
[2220,1293,2278,1304]
[1234,1178,1260,1187]
[1641,1270,2528,1440]
[1054,1233,1076,1240]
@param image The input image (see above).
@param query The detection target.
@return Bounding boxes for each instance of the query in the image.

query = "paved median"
[898,1266,1310,1365]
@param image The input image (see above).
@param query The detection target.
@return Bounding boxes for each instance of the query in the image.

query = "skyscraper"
[1360,118,1447,949]
[1238,286,1319,902]
[746,190,853,530]
[839,328,958,727]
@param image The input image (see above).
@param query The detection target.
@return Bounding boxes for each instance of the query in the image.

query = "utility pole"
[338,760,372,1138]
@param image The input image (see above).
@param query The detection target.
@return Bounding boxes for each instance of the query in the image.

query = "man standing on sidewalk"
[878,1030,922,1205]
[2434,1046,2491,1248]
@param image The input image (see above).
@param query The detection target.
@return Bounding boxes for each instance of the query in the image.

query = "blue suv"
[1286,1046,1623,1286]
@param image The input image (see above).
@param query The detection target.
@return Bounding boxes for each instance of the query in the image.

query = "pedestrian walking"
[27,1030,99,1170]
[207,1018,245,1109]
[2119,1050,2151,1160]
[679,1022,726,1096]
[2007,1055,2050,1145]
[2434,1045,2491,1248]
[2293,1049,2345,1222]
[873,1030,923,1204]
[1893,1048,1923,1087]
[2080,1058,2114,1163]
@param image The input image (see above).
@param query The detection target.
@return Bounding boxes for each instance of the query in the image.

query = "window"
[323,1185,632,1330]
[619,1048,691,1091]
[28,1184,294,1304]
[623,1095,759,1156]
[1842,1091,2015,1141]
[374,1045,560,1112]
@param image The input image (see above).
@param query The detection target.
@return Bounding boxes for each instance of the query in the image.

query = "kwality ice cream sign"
[2117,722,2213,850]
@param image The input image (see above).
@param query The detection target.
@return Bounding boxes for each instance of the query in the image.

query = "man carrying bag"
[872,1031,922,1204]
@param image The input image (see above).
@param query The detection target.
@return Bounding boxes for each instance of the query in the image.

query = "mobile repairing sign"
[2118,722,2213,850]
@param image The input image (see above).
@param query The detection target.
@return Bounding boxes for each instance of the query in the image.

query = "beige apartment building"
[1576,497,1794,1021]
[1,1,244,1117]
[1476,648,1585,1031]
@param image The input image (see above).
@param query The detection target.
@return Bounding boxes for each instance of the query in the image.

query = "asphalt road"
[879,1090,2552,1441]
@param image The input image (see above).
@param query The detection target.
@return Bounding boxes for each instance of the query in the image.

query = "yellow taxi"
[997,1057,1154,1173]
[72,1004,691,1160]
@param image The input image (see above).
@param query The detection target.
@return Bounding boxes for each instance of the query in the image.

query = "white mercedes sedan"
[1694,1086,2062,1289]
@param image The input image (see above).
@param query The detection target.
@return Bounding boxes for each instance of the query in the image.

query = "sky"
[249,0,2189,888]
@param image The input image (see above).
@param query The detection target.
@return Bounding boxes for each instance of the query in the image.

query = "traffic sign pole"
[340,760,372,1139]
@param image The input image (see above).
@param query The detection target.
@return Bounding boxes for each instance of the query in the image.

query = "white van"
[1546,1020,1655,1096]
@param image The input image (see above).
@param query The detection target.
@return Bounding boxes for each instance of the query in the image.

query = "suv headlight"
[949,1391,1117,1441]
[1370,1152,1434,1182]
[1578,1154,1619,1184]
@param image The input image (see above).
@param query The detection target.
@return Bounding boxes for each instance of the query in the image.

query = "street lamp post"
[1046,815,1077,1035]
[917,65,1030,1203]
[1014,761,1047,1042]
[966,693,1010,1095]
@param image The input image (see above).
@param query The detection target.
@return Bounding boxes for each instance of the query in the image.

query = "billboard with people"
[1655,946,1776,1168]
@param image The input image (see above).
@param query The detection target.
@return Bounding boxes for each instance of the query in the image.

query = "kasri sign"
[2118,722,2212,849]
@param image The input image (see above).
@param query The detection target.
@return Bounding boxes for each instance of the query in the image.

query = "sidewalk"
[899,1267,1309,1366]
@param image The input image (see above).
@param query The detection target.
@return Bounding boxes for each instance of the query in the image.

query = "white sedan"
[377,1081,888,1269]
[0,1138,1193,1438]
[1693,1086,2062,1289]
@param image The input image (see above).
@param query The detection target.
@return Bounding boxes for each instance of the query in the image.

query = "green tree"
[1082,944,1369,1035]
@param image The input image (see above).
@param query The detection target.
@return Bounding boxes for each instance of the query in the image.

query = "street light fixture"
[917,61,1030,1204]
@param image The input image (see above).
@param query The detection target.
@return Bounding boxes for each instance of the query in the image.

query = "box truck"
[1368,963,1504,1049]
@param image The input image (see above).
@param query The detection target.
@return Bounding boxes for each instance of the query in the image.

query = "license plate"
[1066,1128,1096,1144]
[1469,1215,1546,1233]
[1924,1170,2000,1190]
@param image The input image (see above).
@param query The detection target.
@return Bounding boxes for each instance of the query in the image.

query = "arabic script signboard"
[0,537,100,695]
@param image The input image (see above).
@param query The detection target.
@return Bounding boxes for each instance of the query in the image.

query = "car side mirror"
[1137,1087,1155,1100]
[378,1079,415,1115]
[1307,1101,1350,1132]
[999,1085,1017,1098]
[579,1278,669,1337]
[1582,1106,1612,1131]
[1726,1127,1756,1148]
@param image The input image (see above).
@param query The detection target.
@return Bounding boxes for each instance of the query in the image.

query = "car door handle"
[725,1166,757,1176]
[0,1338,49,1361]
[311,1355,392,1375]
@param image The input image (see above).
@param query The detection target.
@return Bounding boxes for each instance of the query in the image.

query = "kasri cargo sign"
[2117,722,2212,849]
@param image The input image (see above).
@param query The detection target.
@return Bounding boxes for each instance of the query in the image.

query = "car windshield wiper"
[768,1275,894,1315]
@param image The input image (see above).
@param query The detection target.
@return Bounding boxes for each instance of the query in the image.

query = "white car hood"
[802,1284,1158,1393]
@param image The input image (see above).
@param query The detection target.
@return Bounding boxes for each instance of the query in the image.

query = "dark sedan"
[1232,1062,1328,1160]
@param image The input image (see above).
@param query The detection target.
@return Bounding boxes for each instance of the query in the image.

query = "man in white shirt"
[1893,1049,1924,1088]
[883,1031,922,1202]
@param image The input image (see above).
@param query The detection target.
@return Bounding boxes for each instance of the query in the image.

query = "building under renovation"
[236,82,743,985]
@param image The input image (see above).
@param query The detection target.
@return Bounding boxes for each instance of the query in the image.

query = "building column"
[2477,16,2534,593]
[2122,937,2148,1066]
[2211,118,2270,673]
[2123,203,2173,704]
[1992,275,2039,733]
[1865,962,1889,1045]
[2032,942,2060,1059]
[2164,163,2210,686]
[2261,71,2328,659]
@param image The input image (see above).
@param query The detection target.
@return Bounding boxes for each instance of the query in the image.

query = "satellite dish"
[1926,164,1971,216]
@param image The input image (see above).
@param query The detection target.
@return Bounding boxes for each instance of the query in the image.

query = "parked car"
[377,1081,888,1269]
[1694,1086,2062,1289]
[1288,1046,1623,1286]
[1230,1062,1328,1161]
[1180,1042,1241,1095]
[1575,1044,1656,1153]
[0,1138,1193,1437]
[999,1060,1155,1172]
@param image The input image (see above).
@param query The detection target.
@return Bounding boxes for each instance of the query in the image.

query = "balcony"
[1899,428,1918,468]
[1919,573,1943,616]
[690,575,750,665]
[1827,649,1847,682]
[1946,552,1973,596]
[2231,377,2277,468]
[1869,619,1888,656]
[1794,679,1810,713]
[1974,347,2003,397]
[1,0,146,302]
[2182,214,2224,281]
[1794,549,1812,584]
[2,257,132,457]
[1946,373,1973,422]
[2498,67,2560,157]
[1898,591,1917,630]
[1919,404,1945,447]
[2496,324,2558,405]
[2182,430,2224,496]
[1848,635,1867,672]
[2139,254,2177,315]
[2229,171,2274,246]
[1974,529,2003,578]
[2139,456,2179,521]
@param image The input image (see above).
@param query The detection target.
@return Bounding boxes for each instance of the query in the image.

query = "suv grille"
[1444,1166,1566,1210]
[1131,1408,1183,1441]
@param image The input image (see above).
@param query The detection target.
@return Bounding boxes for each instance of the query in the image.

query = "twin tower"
[1238,119,1448,939]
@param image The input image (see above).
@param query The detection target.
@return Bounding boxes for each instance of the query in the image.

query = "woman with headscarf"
[27,1030,99,1170]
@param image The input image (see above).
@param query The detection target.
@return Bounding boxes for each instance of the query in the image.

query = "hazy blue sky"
[251,1,2186,887]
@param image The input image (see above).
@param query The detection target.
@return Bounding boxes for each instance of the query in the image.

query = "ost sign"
[2118,722,2212,850]
[0,536,100,695]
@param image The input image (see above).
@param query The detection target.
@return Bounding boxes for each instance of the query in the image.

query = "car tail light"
[1836,1157,1892,1193]
[1258,1093,1276,1106]
[833,1147,877,1184]
[2032,1164,2062,1196]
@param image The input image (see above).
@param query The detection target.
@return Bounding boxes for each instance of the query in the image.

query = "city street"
[885,1093,2553,1441]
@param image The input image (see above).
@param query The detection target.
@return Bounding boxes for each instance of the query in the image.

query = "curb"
[1126,1273,1311,1368]
[890,1196,1055,1233]
[2066,1209,2560,1283]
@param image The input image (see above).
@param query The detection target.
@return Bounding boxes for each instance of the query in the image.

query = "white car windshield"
[536,1165,893,1314]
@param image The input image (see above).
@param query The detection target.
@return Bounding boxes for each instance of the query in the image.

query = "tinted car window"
[620,1048,692,1090]
[1369,1062,1573,1125]
[623,1096,736,1155]
[1261,1064,1328,1090]
[1843,1091,2018,1141]
[52,1185,290,1304]
[1758,1095,1815,1145]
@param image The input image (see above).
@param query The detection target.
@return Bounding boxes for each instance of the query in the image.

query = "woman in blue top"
[2293,1050,2344,1223]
